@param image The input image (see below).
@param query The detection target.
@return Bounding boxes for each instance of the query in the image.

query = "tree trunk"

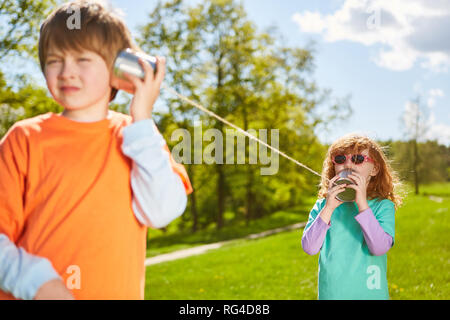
[242,103,254,226]
[413,106,420,195]
[188,165,198,233]
[413,139,419,195]
[245,168,254,226]
[215,51,226,230]
[216,164,225,229]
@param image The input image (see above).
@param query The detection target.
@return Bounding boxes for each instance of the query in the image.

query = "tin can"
[335,169,356,202]
[110,48,157,94]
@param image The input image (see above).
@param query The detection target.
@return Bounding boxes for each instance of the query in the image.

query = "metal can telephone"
[110,48,157,94]
[335,169,356,202]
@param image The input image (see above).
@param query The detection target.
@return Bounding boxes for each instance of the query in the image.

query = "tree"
[401,96,430,194]
[0,0,58,63]
[0,0,65,138]
[138,0,349,231]
[385,139,449,188]
[0,71,63,138]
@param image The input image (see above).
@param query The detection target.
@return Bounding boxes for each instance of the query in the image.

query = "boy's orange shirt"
[0,111,192,300]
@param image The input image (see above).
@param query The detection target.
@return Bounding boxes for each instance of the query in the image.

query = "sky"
[6,0,449,146]
[109,0,450,146]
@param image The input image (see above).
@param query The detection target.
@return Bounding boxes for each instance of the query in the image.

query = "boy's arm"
[0,234,63,300]
[121,119,192,228]
[0,126,67,300]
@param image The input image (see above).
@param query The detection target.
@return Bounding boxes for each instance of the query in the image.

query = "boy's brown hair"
[38,0,140,101]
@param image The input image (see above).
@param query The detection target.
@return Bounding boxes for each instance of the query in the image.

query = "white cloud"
[292,12,326,33]
[427,122,450,146]
[427,88,444,108]
[403,97,450,146]
[292,0,450,72]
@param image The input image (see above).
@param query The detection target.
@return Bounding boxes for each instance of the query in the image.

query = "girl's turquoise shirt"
[304,198,395,300]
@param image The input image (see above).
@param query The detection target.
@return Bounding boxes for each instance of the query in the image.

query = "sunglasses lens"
[353,155,365,164]
[334,155,346,164]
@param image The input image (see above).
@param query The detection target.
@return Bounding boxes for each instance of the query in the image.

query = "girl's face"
[333,148,379,182]
[44,47,111,114]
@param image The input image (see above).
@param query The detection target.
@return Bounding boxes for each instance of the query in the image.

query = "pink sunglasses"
[332,154,374,165]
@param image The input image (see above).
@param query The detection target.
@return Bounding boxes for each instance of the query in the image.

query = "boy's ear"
[110,88,118,102]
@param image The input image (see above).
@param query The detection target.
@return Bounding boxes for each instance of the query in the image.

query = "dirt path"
[428,195,444,203]
[145,222,306,266]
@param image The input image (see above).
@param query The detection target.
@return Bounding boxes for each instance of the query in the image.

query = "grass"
[145,230,317,299]
[387,182,450,299]
[144,182,450,300]
[418,182,450,197]
[145,197,316,257]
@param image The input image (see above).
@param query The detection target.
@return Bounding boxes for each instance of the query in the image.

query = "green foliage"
[0,71,62,138]
[382,140,450,184]
[138,0,344,231]
[0,0,57,61]
[0,0,63,137]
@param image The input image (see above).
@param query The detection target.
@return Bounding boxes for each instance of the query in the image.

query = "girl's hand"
[320,175,346,224]
[125,56,166,122]
[325,175,346,211]
[345,172,369,212]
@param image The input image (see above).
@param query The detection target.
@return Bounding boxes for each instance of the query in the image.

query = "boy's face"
[44,48,111,113]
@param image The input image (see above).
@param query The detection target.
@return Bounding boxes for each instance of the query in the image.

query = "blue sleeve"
[303,198,327,232]
[0,234,61,300]
[121,118,187,228]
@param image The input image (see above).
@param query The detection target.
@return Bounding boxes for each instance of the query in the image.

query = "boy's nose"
[59,62,77,79]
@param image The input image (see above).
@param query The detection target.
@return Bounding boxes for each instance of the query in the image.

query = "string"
[161,83,336,186]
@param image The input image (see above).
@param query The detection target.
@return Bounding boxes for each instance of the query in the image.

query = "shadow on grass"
[412,182,450,198]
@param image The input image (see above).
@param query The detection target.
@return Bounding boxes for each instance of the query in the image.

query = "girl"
[302,134,402,300]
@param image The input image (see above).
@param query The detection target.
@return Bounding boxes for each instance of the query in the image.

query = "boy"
[0,0,192,300]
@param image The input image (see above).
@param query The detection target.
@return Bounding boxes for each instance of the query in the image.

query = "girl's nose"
[344,159,355,169]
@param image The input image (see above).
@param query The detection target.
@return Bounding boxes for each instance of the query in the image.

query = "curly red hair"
[318,134,403,208]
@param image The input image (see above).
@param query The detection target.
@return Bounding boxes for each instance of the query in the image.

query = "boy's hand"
[125,56,166,122]
[345,172,369,212]
[34,279,74,300]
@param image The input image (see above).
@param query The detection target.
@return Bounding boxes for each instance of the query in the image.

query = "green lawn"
[144,183,450,299]
[387,183,450,299]
[145,197,316,257]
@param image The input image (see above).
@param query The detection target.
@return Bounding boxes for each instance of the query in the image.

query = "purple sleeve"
[302,215,330,255]
[355,208,393,256]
